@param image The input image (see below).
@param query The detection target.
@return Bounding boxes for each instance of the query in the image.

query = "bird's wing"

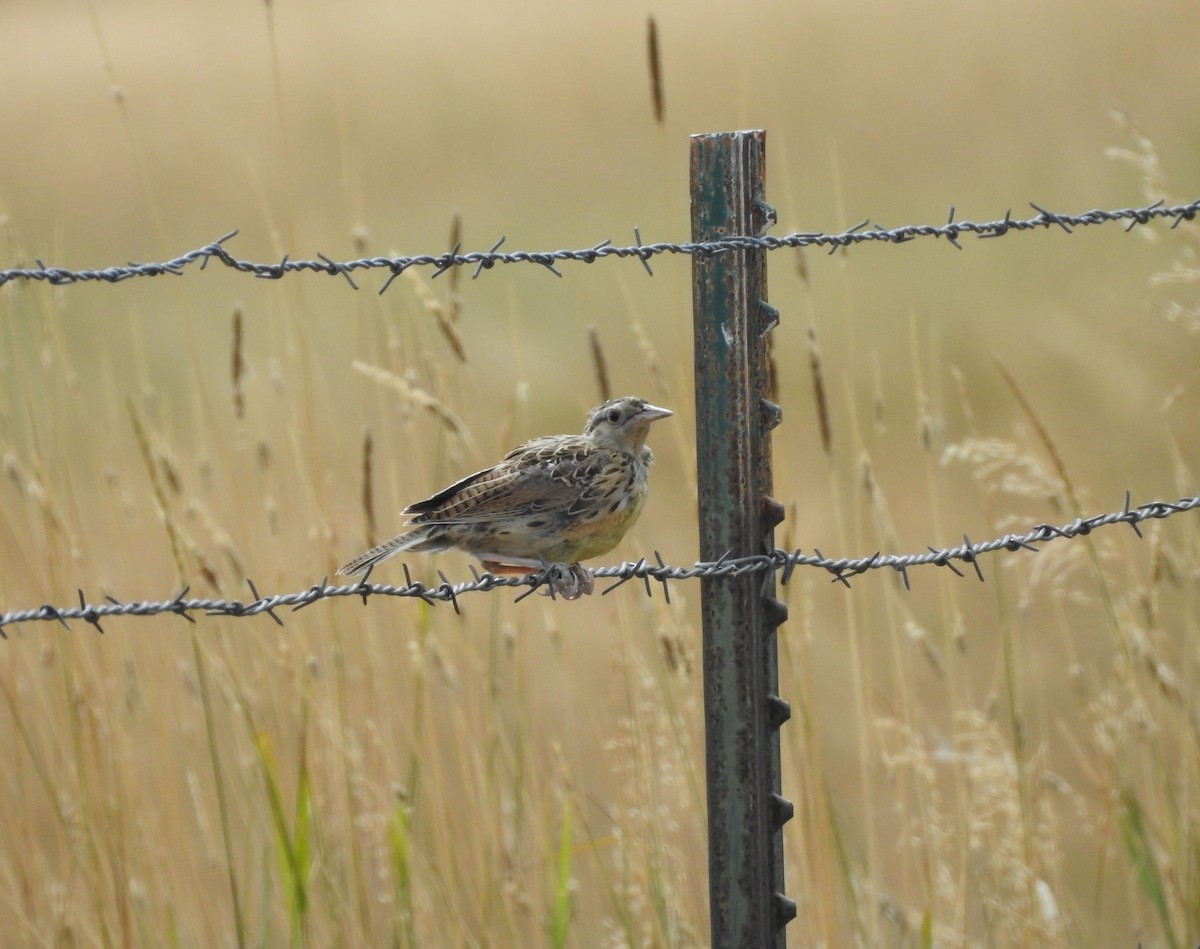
[402,464,501,516]
[403,437,602,525]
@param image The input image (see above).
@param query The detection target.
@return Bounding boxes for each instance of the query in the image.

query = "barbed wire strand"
[1,199,1196,292]
[1,493,1195,636]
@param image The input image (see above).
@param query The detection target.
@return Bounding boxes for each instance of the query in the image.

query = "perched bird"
[337,396,672,598]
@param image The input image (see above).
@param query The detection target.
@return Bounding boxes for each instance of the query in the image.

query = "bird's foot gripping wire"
[537,563,595,600]
[484,560,595,600]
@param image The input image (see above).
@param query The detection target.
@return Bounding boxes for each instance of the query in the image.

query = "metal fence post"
[690,129,795,948]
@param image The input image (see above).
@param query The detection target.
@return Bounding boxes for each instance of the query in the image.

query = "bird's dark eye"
[607,408,621,423]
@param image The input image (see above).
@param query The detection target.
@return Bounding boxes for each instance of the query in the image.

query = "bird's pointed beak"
[636,404,673,424]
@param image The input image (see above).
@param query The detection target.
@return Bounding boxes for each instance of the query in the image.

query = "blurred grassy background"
[1,0,1199,945]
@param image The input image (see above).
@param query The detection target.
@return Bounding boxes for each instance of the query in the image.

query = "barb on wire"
[1,494,1195,634]
[1,199,1196,292]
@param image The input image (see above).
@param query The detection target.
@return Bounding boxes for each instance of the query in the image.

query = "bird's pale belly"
[454,488,647,564]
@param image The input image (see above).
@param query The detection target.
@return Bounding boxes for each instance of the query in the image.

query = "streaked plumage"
[337,397,672,596]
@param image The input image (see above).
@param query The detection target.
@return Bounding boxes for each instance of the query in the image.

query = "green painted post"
[690,130,795,948]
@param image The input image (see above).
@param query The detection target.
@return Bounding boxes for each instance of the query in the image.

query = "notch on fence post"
[690,129,795,947]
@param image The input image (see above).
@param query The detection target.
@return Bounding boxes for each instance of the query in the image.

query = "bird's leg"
[568,563,595,598]
[478,558,594,600]
[535,563,594,600]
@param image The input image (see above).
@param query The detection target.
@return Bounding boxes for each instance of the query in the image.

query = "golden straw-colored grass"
[1,1,1199,945]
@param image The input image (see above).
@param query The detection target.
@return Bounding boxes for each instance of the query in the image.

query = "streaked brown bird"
[337,396,672,598]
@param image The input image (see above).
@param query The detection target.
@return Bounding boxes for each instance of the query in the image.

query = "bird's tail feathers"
[336,529,439,577]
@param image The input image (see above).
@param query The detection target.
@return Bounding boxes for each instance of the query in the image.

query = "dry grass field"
[1,1,1199,945]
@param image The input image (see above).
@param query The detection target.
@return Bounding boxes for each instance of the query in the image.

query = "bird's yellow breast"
[551,481,648,562]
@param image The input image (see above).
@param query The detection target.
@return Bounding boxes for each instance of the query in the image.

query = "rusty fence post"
[690,129,795,948]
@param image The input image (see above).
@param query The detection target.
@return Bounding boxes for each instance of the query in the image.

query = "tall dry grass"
[2,2,1199,946]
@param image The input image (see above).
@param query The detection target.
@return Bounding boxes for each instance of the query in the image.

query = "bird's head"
[584,397,673,451]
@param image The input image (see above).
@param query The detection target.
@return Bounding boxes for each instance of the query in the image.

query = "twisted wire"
[1,199,1195,292]
[2,493,1194,635]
